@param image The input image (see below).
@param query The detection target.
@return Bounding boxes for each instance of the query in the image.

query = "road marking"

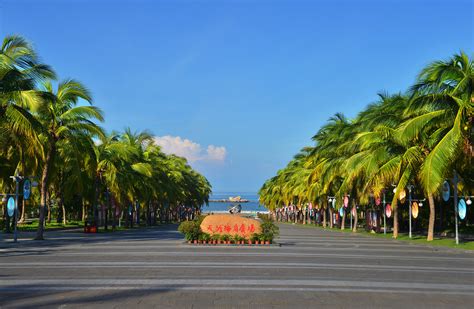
[0,279,472,293]
[0,261,472,274]
[0,286,473,296]
[34,251,473,261]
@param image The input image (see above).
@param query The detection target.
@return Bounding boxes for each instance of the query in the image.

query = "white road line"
[0,286,473,295]
[36,251,473,261]
[1,279,472,291]
[0,261,471,273]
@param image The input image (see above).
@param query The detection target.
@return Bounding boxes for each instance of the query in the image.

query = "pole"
[383,192,386,235]
[13,175,19,243]
[350,205,353,230]
[453,170,459,245]
[408,185,412,238]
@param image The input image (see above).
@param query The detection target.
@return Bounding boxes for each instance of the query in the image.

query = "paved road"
[1,224,473,308]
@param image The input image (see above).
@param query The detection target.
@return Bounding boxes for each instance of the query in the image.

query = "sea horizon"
[203,192,266,212]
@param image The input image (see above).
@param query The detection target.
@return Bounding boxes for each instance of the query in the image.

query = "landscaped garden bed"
[178,214,279,246]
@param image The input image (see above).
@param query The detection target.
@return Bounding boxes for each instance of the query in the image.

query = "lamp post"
[453,171,459,245]
[327,196,335,227]
[350,200,352,230]
[1,195,10,233]
[407,185,414,238]
[10,174,24,243]
[383,192,386,235]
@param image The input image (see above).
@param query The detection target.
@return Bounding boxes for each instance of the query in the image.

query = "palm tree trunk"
[341,209,346,230]
[47,191,52,224]
[36,144,55,240]
[81,199,86,222]
[427,193,436,241]
[352,203,358,232]
[392,199,399,239]
[19,198,26,223]
[93,174,100,226]
[323,205,327,228]
[61,197,66,225]
[329,206,334,228]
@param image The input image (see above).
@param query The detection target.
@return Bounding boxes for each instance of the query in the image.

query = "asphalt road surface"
[1,224,473,308]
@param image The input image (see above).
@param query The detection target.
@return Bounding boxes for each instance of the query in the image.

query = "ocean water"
[202,192,267,213]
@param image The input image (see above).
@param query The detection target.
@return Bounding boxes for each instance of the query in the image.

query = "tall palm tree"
[399,52,473,240]
[35,79,104,240]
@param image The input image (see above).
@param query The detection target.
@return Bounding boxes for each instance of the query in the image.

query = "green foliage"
[198,233,210,242]
[233,235,244,242]
[210,234,220,241]
[0,34,212,238]
[259,51,474,241]
[261,220,279,237]
[178,220,202,241]
[250,233,260,242]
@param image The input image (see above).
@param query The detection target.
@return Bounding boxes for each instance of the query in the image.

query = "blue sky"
[2,0,472,192]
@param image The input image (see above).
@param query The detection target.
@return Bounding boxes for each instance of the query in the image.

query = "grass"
[14,220,83,231]
[280,222,474,251]
[2,220,164,233]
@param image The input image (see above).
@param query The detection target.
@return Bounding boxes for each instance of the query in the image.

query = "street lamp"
[453,171,459,245]
[10,174,24,243]
[382,191,386,235]
[407,185,414,238]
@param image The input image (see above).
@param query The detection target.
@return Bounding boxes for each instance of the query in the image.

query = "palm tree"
[34,79,104,240]
[398,52,473,240]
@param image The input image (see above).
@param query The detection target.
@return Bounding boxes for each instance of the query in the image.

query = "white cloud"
[154,135,226,163]
[206,145,227,161]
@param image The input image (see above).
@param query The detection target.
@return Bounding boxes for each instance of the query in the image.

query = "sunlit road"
[1,224,473,308]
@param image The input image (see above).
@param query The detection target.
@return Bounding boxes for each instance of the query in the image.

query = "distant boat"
[228,204,242,214]
[209,196,250,203]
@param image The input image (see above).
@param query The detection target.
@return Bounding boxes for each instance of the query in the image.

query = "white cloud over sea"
[154,135,227,163]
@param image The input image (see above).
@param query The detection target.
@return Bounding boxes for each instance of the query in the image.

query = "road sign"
[442,181,450,202]
[23,179,31,200]
[458,199,466,220]
[7,197,15,217]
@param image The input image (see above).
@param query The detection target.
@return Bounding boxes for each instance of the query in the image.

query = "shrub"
[178,220,201,241]
[261,220,279,236]
[233,235,244,243]
[257,212,272,221]
[195,214,207,225]
[250,233,260,242]
[198,233,210,242]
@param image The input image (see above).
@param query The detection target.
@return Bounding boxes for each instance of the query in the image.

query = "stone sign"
[200,214,262,237]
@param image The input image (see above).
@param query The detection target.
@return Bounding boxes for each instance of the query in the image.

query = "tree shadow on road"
[0,224,183,253]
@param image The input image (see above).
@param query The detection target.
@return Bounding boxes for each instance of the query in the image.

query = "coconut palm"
[34,79,104,240]
[261,53,473,241]
[398,52,473,240]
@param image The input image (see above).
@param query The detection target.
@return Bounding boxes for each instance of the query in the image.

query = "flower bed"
[178,215,279,245]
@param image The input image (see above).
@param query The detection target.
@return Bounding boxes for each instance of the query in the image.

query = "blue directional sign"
[7,197,15,217]
[458,199,467,220]
[23,179,31,200]
[442,181,450,202]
